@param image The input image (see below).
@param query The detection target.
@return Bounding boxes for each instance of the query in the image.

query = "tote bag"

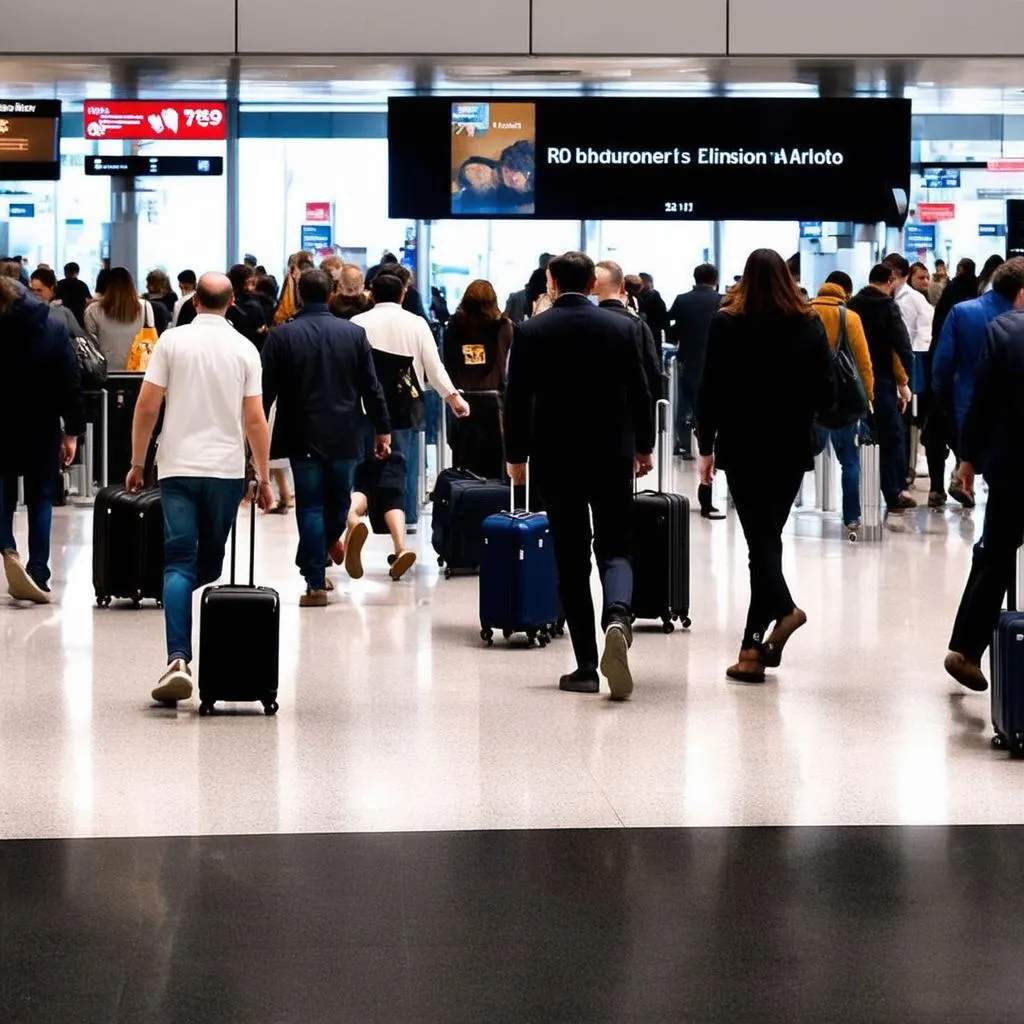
[126,302,159,373]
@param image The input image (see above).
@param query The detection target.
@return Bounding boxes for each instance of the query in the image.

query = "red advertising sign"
[988,159,1024,173]
[83,101,227,141]
[305,202,332,223]
[918,202,956,223]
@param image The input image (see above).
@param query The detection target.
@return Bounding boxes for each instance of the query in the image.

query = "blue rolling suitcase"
[479,476,559,648]
[991,556,1024,756]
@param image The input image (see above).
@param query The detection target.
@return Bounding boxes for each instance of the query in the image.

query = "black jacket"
[505,294,654,468]
[668,285,722,385]
[598,300,664,408]
[847,286,914,386]
[639,288,670,342]
[260,304,390,461]
[0,285,86,473]
[56,277,91,328]
[696,310,835,473]
[960,308,1024,489]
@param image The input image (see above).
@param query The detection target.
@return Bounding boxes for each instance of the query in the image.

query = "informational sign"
[8,203,35,217]
[799,221,823,239]
[0,99,61,181]
[917,203,956,223]
[979,223,1007,237]
[83,101,227,141]
[988,159,1024,173]
[304,202,332,223]
[389,97,912,224]
[300,224,332,252]
[923,167,960,189]
[84,155,223,177]
[904,223,936,250]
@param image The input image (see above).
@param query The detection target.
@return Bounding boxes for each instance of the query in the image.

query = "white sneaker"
[3,550,50,604]
[152,659,193,703]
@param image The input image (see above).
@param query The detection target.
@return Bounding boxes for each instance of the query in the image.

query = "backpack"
[818,306,869,430]
[370,348,424,430]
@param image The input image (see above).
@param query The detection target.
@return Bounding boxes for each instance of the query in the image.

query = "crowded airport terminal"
[6,14,1024,1019]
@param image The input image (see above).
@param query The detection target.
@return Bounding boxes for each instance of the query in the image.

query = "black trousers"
[949,483,1024,662]
[726,463,805,648]
[536,459,635,672]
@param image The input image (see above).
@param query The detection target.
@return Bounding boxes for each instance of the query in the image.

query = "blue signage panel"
[799,221,823,239]
[979,223,1007,237]
[924,168,961,189]
[300,224,332,251]
[904,224,936,251]
[8,203,35,218]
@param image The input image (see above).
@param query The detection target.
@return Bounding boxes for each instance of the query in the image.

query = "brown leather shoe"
[944,651,988,692]
[726,648,766,683]
[762,608,808,668]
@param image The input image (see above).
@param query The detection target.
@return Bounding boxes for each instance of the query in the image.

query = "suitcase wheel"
[131,598,141,609]
[480,628,494,647]
[437,557,445,568]
[263,701,279,716]
[95,594,111,608]
[662,619,676,635]
[198,702,215,717]
[680,616,692,630]
[502,628,512,641]
[444,567,453,579]
[992,733,1006,750]
[526,630,538,648]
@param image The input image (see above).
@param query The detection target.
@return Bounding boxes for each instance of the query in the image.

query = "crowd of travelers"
[1,241,1022,703]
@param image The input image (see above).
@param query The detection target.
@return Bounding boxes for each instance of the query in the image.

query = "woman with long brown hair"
[84,267,154,371]
[696,248,836,683]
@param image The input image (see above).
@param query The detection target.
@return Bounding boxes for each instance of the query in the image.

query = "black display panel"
[84,155,223,177]
[1006,200,1024,259]
[0,100,61,181]
[389,97,911,225]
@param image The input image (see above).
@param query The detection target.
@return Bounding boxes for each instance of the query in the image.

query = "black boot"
[559,668,600,694]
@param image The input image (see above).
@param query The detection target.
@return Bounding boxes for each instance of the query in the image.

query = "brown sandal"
[762,608,807,668]
[726,647,766,683]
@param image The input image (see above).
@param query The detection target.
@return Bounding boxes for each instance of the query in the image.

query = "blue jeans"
[815,422,861,527]
[0,466,56,587]
[160,476,245,663]
[290,455,357,590]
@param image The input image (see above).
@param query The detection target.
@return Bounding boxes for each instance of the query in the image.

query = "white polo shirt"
[351,302,457,397]
[144,314,263,479]
[895,283,934,353]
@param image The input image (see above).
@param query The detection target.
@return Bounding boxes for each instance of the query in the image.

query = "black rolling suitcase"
[431,468,508,577]
[197,499,280,716]
[631,398,690,633]
[93,485,164,607]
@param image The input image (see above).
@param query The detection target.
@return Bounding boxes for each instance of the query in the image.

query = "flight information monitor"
[0,100,61,181]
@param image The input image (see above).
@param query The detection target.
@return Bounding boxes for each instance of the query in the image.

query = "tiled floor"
[0,460,1012,841]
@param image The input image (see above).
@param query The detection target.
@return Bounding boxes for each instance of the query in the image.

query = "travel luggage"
[631,398,691,633]
[478,472,560,647]
[991,554,1024,757]
[431,467,508,577]
[197,498,280,716]
[858,424,883,542]
[92,485,164,607]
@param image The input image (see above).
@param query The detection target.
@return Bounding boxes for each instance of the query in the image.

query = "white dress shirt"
[895,283,934,353]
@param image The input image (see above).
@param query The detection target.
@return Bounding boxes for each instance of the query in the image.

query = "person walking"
[56,261,92,328]
[84,267,155,372]
[126,272,272,704]
[810,272,875,536]
[696,248,835,683]
[260,269,391,605]
[0,277,85,602]
[504,251,654,700]
[942,268,1024,692]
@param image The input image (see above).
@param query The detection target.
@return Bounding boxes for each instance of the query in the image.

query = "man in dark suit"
[638,272,670,343]
[943,259,1024,692]
[505,252,655,700]
[261,269,391,606]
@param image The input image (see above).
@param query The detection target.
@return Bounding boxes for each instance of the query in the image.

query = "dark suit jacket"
[505,295,654,469]
[696,310,835,473]
[639,289,670,342]
[261,304,390,462]
[668,285,721,385]
[961,308,1024,489]
[847,286,913,386]
[598,299,664,408]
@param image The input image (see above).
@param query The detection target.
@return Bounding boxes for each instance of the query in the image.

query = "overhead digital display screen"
[389,97,911,225]
[0,100,61,181]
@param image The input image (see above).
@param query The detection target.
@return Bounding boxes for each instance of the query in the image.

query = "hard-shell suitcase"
[197,499,280,716]
[479,474,560,647]
[991,555,1024,757]
[631,399,691,633]
[431,468,508,577]
[92,484,164,607]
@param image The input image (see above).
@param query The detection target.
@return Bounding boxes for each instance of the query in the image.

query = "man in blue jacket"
[943,258,1024,692]
[932,262,1019,508]
[261,269,391,606]
[0,277,85,602]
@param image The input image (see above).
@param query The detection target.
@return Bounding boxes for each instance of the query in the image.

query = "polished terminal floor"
[4,460,1024,1023]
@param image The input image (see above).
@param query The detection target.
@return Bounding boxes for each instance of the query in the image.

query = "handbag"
[370,349,424,430]
[817,307,869,430]
[125,302,159,373]
[74,333,107,390]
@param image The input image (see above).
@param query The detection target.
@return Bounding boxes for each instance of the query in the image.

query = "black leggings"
[726,464,805,648]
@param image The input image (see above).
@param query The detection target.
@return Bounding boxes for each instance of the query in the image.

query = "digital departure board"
[389,97,911,225]
[0,100,61,181]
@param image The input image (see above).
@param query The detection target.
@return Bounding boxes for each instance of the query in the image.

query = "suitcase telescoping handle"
[228,486,258,588]
[510,461,530,513]
[655,397,671,494]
